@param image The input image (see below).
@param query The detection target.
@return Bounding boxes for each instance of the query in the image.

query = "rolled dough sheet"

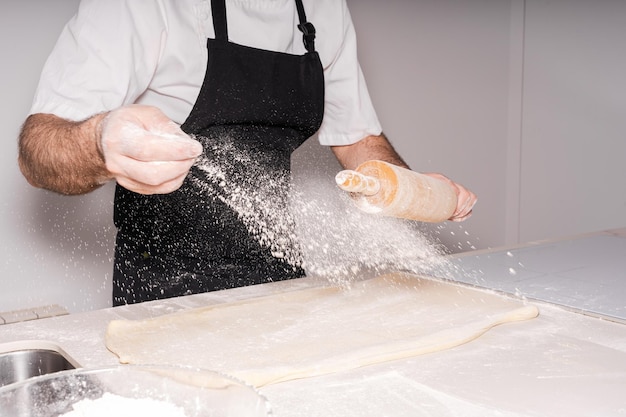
[105,273,538,387]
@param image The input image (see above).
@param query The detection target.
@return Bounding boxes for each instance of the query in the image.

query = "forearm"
[18,113,112,195]
[330,133,409,170]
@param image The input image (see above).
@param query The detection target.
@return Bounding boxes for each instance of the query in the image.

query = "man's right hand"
[98,105,203,195]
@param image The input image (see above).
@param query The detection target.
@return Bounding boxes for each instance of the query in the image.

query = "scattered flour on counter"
[60,393,188,417]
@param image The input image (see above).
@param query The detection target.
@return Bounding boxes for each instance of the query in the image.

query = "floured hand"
[98,105,203,195]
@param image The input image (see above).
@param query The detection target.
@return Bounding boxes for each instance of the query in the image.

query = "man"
[19,0,476,305]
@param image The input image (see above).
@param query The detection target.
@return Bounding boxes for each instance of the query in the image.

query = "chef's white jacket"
[29,0,382,146]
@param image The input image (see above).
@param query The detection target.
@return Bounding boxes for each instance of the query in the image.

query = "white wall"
[1,0,116,314]
[2,0,625,313]
[519,0,626,242]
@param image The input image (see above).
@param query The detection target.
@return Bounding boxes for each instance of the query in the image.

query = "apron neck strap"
[211,0,316,52]
[295,0,316,53]
[211,0,228,41]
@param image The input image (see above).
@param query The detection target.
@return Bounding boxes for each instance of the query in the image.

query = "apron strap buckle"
[297,22,316,53]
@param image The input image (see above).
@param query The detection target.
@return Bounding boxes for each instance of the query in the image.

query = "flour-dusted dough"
[105,273,538,387]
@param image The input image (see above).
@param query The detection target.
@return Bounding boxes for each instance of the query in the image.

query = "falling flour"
[59,393,188,417]
[190,134,303,268]
[190,133,455,285]
[293,192,454,284]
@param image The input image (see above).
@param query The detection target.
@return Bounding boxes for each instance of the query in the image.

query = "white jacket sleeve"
[29,0,166,121]
[315,0,382,146]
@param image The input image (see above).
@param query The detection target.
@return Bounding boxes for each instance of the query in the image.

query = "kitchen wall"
[518,0,626,242]
[1,0,624,314]
[1,0,115,314]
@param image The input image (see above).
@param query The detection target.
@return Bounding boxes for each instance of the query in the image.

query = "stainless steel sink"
[0,341,80,387]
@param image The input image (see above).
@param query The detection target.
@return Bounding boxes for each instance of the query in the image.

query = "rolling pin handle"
[335,170,381,196]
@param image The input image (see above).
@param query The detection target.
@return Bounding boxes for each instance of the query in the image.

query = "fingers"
[116,167,191,195]
[450,191,477,222]
[114,159,196,195]
[127,131,203,162]
[423,172,477,222]
[100,105,203,194]
[449,182,477,222]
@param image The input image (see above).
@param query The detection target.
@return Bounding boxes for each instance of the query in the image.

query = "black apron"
[111,0,324,305]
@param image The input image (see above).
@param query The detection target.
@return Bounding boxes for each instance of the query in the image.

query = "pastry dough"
[106,273,538,387]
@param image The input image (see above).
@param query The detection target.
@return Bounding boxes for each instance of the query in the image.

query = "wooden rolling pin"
[335,160,457,223]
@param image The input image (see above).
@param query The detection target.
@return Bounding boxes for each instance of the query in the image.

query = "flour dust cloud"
[291,188,454,284]
[190,134,455,284]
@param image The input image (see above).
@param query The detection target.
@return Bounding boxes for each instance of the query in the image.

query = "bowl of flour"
[0,364,271,417]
